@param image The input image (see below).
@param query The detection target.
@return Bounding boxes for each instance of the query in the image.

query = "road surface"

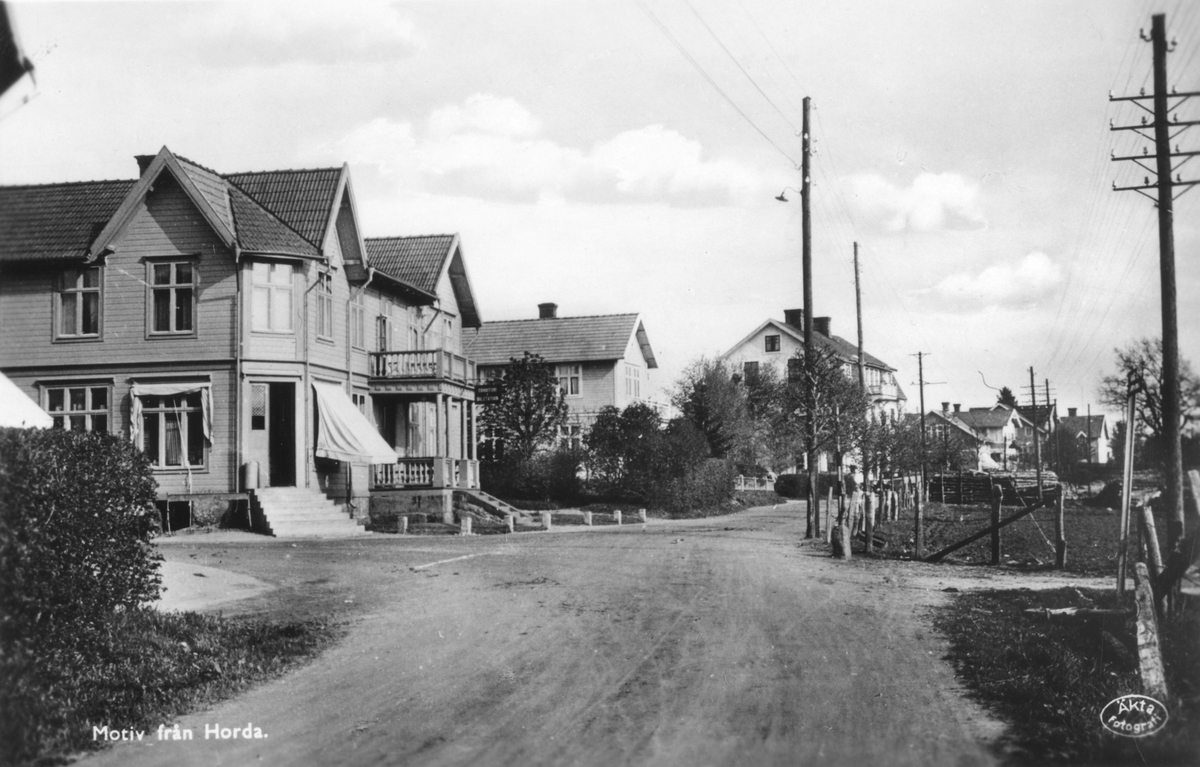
[83,504,1084,767]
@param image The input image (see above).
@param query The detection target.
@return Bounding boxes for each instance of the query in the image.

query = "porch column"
[459,398,467,460]
[469,401,477,460]
[434,394,444,457]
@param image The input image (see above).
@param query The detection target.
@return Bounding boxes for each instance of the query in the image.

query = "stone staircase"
[250,487,371,539]
[455,488,533,523]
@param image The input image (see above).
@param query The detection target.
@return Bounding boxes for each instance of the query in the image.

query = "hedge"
[774,471,857,499]
[0,427,162,652]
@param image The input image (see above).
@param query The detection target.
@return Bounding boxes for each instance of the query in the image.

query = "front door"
[248,382,296,487]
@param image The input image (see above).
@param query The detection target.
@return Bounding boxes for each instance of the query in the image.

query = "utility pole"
[1110,12,1199,553]
[801,96,818,539]
[1029,366,1043,501]
[854,242,866,393]
[1045,379,1059,473]
[1087,404,1093,464]
[913,351,928,559]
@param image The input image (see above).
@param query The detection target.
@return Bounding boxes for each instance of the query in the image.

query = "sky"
[2,0,1198,417]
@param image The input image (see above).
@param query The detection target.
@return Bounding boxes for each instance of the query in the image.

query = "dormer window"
[57,266,101,339]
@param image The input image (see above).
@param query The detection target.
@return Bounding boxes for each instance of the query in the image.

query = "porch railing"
[371,458,480,490]
[369,349,476,384]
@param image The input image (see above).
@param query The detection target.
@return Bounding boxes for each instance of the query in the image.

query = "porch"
[371,458,479,490]
[368,348,480,492]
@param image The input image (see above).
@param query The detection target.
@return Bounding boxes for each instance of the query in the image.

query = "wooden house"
[0,147,483,535]
[463,303,658,449]
[1059,408,1112,464]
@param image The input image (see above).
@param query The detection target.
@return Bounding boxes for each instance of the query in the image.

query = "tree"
[672,358,752,463]
[479,352,568,460]
[1098,338,1200,444]
[997,386,1019,408]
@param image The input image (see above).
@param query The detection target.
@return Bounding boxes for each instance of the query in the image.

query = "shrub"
[0,427,162,653]
[773,471,851,498]
[656,458,736,518]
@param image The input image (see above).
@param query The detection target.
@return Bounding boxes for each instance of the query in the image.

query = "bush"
[0,428,162,652]
[656,459,736,518]
[773,471,853,499]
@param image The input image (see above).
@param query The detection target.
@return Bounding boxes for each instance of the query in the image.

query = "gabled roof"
[0,180,134,262]
[927,410,984,442]
[721,318,896,372]
[366,234,481,328]
[1060,414,1108,440]
[465,313,657,368]
[366,235,455,294]
[223,167,343,248]
[956,406,1030,430]
[226,185,320,257]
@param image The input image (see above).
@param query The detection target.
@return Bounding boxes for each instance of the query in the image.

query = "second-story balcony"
[369,348,476,385]
[867,382,900,399]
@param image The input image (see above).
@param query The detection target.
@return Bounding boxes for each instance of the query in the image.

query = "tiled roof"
[957,406,1018,430]
[365,235,455,294]
[224,168,342,247]
[769,320,896,371]
[465,314,643,367]
[0,180,135,262]
[227,185,320,257]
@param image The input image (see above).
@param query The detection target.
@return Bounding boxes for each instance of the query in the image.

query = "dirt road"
[83,504,1101,767]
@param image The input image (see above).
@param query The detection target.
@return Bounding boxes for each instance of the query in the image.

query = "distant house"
[0,146,484,534]
[720,309,906,420]
[463,303,658,449]
[926,405,994,471]
[952,404,1035,469]
[1059,408,1111,464]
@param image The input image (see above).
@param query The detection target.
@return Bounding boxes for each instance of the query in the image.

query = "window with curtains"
[251,262,294,332]
[149,261,196,335]
[57,266,102,339]
[556,364,581,397]
[316,272,333,340]
[45,385,110,433]
[141,392,206,469]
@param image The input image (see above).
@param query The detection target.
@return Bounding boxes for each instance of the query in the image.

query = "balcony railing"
[371,458,480,490]
[369,349,476,384]
[867,383,899,399]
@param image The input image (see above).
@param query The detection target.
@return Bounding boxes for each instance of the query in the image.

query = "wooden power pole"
[854,242,866,392]
[1110,12,1199,553]
[801,96,817,539]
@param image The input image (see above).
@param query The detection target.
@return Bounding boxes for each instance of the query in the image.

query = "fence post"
[1134,562,1169,700]
[541,511,552,530]
[825,486,833,543]
[991,485,1003,565]
[461,516,472,536]
[913,484,924,559]
[1055,491,1067,569]
[1139,500,1164,577]
[639,509,647,524]
[865,492,875,553]
[399,516,408,535]
[614,509,622,525]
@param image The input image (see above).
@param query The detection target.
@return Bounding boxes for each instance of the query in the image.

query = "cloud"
[328,98,767,205]
[849,171,987,232]
[194,1,421,67]
[931,251,1063,311]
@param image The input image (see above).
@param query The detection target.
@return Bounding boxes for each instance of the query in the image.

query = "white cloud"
[195,1,421,67]
[932,251,1063,310]
[328,99,768,206]
[428,94,542,138]
[849,171,987,232]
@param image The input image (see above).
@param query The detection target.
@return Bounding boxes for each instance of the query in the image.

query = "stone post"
[583,511,593,526]
[542,511,552,530]
[614,509,622,525]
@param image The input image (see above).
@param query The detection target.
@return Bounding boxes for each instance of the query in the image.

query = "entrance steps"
[250,487,371,539]
[454,488,533,523]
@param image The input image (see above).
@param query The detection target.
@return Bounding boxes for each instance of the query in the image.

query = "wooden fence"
[927,470,1060,505]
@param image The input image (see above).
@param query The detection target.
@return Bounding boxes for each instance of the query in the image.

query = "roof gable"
[721,318,895,371]
[367,234,481,327]
[465,313,653,367]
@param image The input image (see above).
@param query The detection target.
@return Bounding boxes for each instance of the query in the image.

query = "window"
[141,392,206,469]
[787,357,802,382]
[316,272,333,340]
[558,423,582,450]
[251,262,293,332]
[45,385,109,432]
[250,384,267,430]
[764,334,781,353]
[625,363,641,398]
[556,364,581,397]
[58,266,101,338]
[352,392,368,416]
[149,261,196,335]
[350,293,365,349]
[744,361,760,381]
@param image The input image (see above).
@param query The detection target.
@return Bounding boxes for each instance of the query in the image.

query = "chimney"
[135,155,156,175]
[1068,407,1077,417]
[813,316,831,337]
[941,402,950,413]
[954,404,961,413]
[538,302,558,320]
[783,309,804,331]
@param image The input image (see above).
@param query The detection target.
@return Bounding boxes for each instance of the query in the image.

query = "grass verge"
[933,587,1199,765]
[1,608,342,767]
